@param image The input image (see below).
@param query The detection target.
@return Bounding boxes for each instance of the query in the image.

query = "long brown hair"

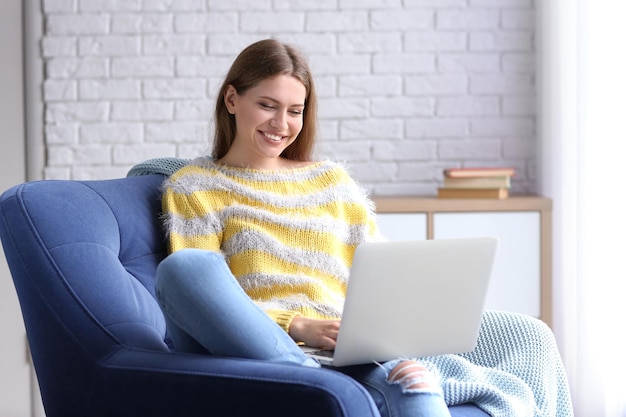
[212,39,318,161]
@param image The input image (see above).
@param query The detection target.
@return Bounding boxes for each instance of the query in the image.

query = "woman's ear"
[224,85,238,115]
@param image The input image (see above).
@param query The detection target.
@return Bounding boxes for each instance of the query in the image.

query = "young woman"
[155,39,573,417]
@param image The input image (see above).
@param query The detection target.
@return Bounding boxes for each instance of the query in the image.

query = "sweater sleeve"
[342,169,385,243]
[265,310,302,334]
[161,174,222,254]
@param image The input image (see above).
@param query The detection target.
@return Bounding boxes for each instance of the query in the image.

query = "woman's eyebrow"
[259,95,305,107]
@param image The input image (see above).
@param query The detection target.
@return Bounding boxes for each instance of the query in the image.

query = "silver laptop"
[301,237,497,367]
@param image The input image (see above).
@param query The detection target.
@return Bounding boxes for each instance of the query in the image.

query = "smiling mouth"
[262,131,285,142]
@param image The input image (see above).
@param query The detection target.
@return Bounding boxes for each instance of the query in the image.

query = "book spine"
[444,168,515,178]
[437,188,509,199]
[443,176,511,189]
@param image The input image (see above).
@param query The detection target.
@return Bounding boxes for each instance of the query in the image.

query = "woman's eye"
[289,109,303,115]
[260,103,275,110]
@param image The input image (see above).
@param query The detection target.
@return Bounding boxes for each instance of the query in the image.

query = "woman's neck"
[217,154,315,171]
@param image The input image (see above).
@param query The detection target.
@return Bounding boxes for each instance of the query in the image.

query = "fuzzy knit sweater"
[161,157,382,332]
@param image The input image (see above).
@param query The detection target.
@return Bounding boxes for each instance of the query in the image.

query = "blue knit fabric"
[422,311,573,417]
[127,157,191,177]
[127,158,574,417]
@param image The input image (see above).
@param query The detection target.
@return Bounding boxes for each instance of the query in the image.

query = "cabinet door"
[433,212,541,317]
[377,213,427,241]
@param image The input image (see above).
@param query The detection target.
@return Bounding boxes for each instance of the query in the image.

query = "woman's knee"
[155,249,226,302]
[387,360,439,394]
[158,248,222,273]
[157,249,222,283]
[482,310,556,348]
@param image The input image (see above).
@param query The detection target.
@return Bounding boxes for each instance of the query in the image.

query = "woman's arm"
[161,177,222,254]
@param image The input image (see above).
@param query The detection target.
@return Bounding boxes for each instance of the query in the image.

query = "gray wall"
[0,1,31,415]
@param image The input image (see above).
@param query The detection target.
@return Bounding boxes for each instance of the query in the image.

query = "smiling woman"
[211,39,318,167]
[220,74,308,170]
[156,38,454,417]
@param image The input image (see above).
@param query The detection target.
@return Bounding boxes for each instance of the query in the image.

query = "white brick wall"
[41,0,537,195]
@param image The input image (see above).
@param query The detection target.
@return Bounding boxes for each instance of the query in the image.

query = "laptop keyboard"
[309,349,334,358]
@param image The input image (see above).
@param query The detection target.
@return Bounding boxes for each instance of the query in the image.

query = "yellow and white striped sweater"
[161,157,382,332]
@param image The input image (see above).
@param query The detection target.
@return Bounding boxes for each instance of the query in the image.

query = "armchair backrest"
[0,174,171,404]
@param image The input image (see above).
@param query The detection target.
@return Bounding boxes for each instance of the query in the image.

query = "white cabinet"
[376,213,427,241]
[434,212,540,317]
[374,197,552,327]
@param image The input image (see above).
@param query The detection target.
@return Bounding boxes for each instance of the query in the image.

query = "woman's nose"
[270,110,288,129]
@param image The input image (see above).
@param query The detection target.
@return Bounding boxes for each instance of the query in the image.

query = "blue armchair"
[0,172,488,417]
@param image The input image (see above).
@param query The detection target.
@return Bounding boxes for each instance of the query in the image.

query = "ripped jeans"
[155,249,451,417]
[340,359,450,417]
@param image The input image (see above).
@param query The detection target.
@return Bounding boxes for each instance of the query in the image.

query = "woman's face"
[223,74,306,168]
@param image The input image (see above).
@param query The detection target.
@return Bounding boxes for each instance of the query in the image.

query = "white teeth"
[264,132,283,141]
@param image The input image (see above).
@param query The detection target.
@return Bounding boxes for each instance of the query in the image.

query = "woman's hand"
[288,316,340,350]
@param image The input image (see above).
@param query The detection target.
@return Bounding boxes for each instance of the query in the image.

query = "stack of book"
[437,167,515,199]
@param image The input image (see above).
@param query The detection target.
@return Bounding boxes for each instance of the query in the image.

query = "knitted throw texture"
[129,157,574,417]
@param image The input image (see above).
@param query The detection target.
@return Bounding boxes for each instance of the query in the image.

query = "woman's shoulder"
[315,159,361,184]
[163,156,223,193]
[306,158,349,176]
[167,156,215,177]
[165,157,353,187]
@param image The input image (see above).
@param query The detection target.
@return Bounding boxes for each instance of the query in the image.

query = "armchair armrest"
[95,347,381,417]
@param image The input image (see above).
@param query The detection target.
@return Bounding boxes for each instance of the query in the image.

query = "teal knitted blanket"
[127,157,192,177]
[423,310,573,417]
[128,158,574,417]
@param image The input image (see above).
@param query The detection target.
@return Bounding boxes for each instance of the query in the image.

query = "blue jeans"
[155,249,451,417]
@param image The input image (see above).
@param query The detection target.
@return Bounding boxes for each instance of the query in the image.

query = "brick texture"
[41,0,536,194]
